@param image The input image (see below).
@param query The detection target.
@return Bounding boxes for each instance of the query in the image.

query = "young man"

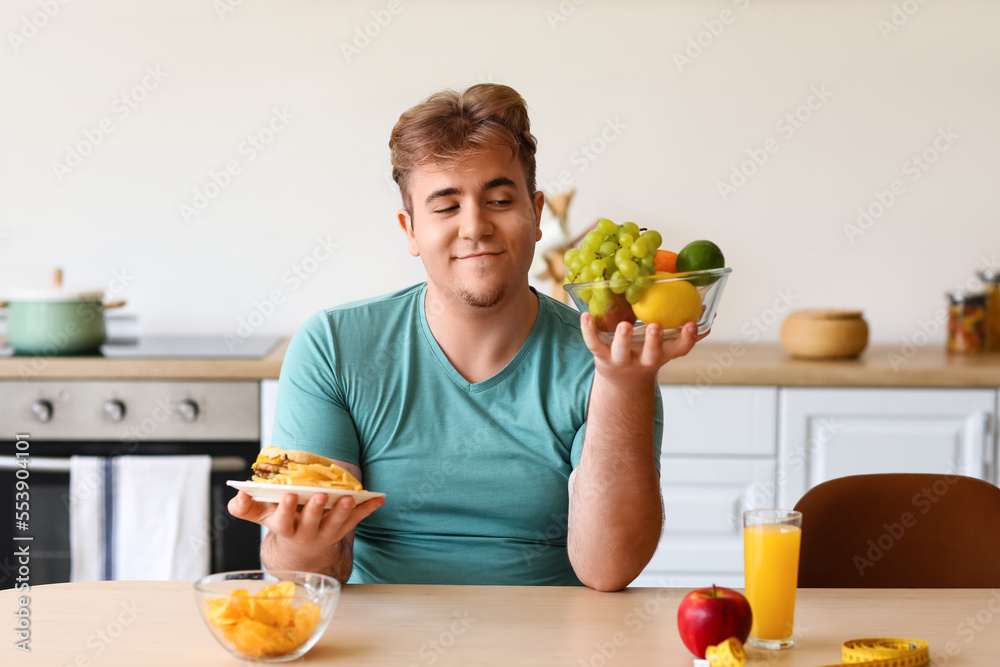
[229,84,705,591]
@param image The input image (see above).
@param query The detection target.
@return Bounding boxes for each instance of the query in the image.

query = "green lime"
[676,240,725,272]
[676,240,725,286]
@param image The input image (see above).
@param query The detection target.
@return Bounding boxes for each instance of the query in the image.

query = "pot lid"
[7,286,106,302]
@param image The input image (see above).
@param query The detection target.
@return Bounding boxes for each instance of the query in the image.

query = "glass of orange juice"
[743,509,802,649]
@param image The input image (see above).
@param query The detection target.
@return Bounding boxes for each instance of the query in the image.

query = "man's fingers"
[663,322,699,359]
[227,490,275,524]
[609,321,633,364]
[265,494,302,538]
[579,313,606,358]
[327,494,358,526]
[353,496,386,523]
[640,324,664,366]
[295,493,329,539]
[321,497,386,541]
[227,490,251,518]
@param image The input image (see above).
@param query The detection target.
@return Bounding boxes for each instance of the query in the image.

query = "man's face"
[398,145,544,310]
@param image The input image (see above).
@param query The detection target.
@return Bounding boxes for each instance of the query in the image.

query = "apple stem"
[712,584,717,597]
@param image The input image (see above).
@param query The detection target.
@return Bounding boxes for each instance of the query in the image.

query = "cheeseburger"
[251,446,363,491]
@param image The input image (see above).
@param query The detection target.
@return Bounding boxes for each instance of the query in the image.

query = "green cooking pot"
[1,287,126,356]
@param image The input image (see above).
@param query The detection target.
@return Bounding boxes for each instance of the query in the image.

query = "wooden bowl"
[780,310,869,359]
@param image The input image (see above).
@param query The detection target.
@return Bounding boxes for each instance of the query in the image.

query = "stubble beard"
[456,281,508,309]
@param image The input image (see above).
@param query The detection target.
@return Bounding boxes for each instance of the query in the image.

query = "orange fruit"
[654,250,678,273]
[632,279,702,329]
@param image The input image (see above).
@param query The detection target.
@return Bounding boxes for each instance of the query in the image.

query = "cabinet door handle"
[962,410,992,480]
[731,488,749,535]
[982,412,995,484]
[0,456,247,473]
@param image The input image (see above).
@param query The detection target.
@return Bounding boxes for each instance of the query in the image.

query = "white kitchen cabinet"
[633,387,778,588]
[777,388,996,508]
[660,385,778,456]
[634,456,776,588]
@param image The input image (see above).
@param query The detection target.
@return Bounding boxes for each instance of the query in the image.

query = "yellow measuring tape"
[705,637,930,667]
[705,638,745,666]
[838,639,929,666]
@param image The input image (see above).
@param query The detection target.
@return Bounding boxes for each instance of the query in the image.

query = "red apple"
[676,585,752,658]
[594,294,636,331]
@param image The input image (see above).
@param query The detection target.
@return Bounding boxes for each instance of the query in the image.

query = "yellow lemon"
[632,280,702,329]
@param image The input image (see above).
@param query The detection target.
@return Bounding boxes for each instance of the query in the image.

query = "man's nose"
[458,204,493,240]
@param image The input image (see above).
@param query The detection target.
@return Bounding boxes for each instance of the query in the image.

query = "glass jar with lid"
[946,290,987,353]
[978,268,1000,352]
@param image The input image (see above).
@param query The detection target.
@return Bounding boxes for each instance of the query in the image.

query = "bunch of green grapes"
[563,219,663,305]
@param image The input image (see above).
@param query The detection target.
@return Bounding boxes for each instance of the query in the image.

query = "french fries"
[253,461,363,491]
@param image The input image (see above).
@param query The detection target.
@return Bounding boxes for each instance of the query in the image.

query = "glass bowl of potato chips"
[193,570,341,662]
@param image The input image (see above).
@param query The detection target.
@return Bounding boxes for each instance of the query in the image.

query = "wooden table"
[3,583,998,665]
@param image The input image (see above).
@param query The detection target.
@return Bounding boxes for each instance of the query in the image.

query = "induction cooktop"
[0,335,283,359]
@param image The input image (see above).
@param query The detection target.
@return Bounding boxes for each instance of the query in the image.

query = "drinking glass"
[743,509,802,649]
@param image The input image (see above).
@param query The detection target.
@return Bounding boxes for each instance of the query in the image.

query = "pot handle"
[103,300,127,309]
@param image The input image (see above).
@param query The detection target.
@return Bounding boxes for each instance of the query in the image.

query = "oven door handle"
[0,455,248,473]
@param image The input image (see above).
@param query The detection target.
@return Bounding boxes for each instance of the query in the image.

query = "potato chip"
[205,598,235,628]
[206,590,251,626]
[228,589,253,615]
[204,583,320,658]
[259,599,294,628]
[246,598,280,626]
[290,603,321,645]
[257,581,296,598]
[229,618,295,658]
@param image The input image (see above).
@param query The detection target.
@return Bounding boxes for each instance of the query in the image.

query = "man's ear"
[398,209,419,257]
[533,190,545,242]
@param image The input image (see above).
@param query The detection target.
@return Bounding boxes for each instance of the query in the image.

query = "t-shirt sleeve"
[569,383,663,474]
[270,311,362,467]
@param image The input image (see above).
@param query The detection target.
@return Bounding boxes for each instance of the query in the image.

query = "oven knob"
[176,399,200,422]
[104,399,126,423]
[31,399,53,423]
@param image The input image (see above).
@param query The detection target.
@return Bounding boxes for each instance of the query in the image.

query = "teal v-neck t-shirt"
[271,283,663,585]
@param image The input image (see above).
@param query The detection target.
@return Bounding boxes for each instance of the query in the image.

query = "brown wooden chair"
[792,473,1000,588]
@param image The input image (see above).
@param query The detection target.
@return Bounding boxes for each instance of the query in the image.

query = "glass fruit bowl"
[563,268,731,343]
[193,570,341,663]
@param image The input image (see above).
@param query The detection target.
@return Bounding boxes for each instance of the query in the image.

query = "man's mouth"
[457,251,503,260]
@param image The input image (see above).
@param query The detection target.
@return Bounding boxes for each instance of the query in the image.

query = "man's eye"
[434,205,458,213]
[489,200,512,206]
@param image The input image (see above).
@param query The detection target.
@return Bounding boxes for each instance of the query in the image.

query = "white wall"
[1,0,997,346]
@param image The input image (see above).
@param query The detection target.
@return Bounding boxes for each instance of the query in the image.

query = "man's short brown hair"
[389,83,538,215]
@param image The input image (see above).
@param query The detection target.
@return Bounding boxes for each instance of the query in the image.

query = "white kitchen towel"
[69,455,211,581]
[113,456,211,581]
[69,456,106,582]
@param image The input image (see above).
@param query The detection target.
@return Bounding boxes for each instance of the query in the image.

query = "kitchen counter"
[0,338,289,380]
[3,582,996,665]
[657,342,1000,387]
[2,337,998,387]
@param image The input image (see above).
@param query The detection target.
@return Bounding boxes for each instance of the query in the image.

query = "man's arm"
[258,503,356,582]
[229,460,383,582]
[568,316,704,592]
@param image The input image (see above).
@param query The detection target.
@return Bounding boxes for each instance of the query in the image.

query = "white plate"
[227,480,386,508]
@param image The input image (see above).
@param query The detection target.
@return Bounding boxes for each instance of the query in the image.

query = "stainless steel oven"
[0,380,263,588]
